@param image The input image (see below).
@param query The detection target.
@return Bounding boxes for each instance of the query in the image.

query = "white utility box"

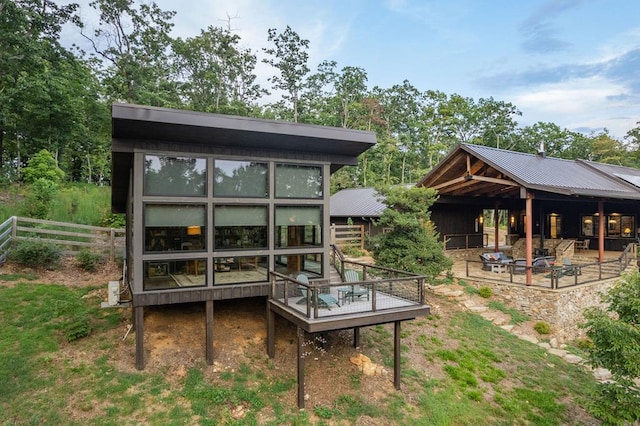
[108,281,120,306]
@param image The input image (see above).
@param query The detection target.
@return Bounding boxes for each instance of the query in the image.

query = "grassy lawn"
[0,277,600,425]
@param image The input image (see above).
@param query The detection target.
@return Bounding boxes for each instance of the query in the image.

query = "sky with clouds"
[67,0,640,139]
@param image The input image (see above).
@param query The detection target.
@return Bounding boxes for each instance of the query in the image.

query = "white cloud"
[511,77,638,137]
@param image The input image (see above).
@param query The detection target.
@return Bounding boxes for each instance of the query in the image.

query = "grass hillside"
[0,267,600,425]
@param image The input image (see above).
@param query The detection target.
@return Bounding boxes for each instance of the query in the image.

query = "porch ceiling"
[424,150,522,198]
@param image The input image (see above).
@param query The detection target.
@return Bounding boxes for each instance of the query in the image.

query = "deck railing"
[464,242,637,289]
[268,271,425,320]
[0,216,125,261]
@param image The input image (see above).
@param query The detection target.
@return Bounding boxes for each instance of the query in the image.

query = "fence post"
[11,216,17,239]
[330,224,335,245]
[110,228,116,262]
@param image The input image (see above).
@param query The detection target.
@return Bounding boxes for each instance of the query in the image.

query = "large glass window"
[214,205,268,249]
[275,206,322,248]
[275,164,322,198]
[214,160,268,198]
[144,204,206,252]
[143,259,207,290]
[144,155,206,196]
[581,214,635,238]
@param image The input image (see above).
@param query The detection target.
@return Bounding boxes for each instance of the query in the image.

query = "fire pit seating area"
[511,256,556,274]
[479,252,514,271]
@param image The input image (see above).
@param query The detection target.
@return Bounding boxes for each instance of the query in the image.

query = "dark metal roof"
[330,187,386,218]
[418,143,640,200]
[111,104,376,212]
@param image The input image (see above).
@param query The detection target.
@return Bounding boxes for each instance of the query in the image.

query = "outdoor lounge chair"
[296,274,340,310]
[340,269,370,302]
[479,252,513,271]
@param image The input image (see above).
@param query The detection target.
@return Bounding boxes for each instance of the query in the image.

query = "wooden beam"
[432,175,467,191]
[135,306,144,370]
[353,327,360,348]
[297,326,305,409]
[526,193,533,285]
[267,304,275,358]
[205,300,214,365]
[468,175,519,187]
[394,321,401,390]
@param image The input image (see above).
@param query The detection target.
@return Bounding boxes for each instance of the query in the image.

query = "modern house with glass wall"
[111,103,376,368]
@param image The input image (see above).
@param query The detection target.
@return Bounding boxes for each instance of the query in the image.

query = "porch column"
[525,193,533,285]
[494,202,500,252]
[353,327,360,348]
[205,300,214,365]
[598,200,605,262]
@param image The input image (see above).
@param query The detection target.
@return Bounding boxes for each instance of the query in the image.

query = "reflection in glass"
[275,206,322,248]
[213,256,268,285]
[274,253,322,277]
[275,164,322,198]
[214,205,268,249]
[144,155,206,196]
[143,259,207,290]
[214,160,268,197]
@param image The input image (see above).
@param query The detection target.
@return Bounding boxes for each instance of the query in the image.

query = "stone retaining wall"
[466,278,617,343]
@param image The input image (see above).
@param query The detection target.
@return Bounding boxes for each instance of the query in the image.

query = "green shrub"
[64,315,92,342]
[20,178,58,219]
[76,250,105,272]
[575,338,594,350]
[534,321,551,335]
[478,287,493,298]
[9,239,62,269]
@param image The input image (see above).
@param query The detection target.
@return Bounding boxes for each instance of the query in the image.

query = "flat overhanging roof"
[111,104,376,212]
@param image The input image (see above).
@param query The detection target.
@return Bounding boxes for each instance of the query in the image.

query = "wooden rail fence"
[330,224,365,249]
[0,216,125,261]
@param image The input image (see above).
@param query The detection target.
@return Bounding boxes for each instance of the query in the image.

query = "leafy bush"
[20,178,58,219]
[9,239,62,269]
[478,287,492,298]
[21,149,65,184]
[64,314,92,342]
[76,250,105,272]
[534,321,551,335]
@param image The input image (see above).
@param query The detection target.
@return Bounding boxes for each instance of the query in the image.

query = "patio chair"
[479,252,513,271]
[296,274,340,310]
[341,269,370,302]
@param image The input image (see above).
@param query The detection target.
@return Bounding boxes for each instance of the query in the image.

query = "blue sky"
[68,0,640,139]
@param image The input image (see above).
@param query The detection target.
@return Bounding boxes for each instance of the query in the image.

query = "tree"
[581,271,640,424]
[81,0,178,105]
[22,148,64,183]
[173,26,264,115]
[262,26,310,122]
[370,186,452,279]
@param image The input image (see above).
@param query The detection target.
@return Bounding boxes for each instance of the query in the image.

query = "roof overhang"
[111,104,376,212]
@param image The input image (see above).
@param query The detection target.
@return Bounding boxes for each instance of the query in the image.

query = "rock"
[469,305,488,313]
[501,324,515,332]
[593,368,612,381]
[548,348,568,357]
[538,342,551,350]
[564,354,583,364]
[350,353,370,366]
[519,334,538,344]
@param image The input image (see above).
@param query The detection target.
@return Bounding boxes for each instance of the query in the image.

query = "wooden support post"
[205,300,214,365]
[525,193,533,285]
[353,327,360,348]
[394,321,401,390]
[267,305,275,358]
[297,326,305,409]
[598,200,605,263]
[135,306,144,370]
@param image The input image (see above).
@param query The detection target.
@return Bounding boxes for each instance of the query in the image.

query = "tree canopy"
[2,0,640,188]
